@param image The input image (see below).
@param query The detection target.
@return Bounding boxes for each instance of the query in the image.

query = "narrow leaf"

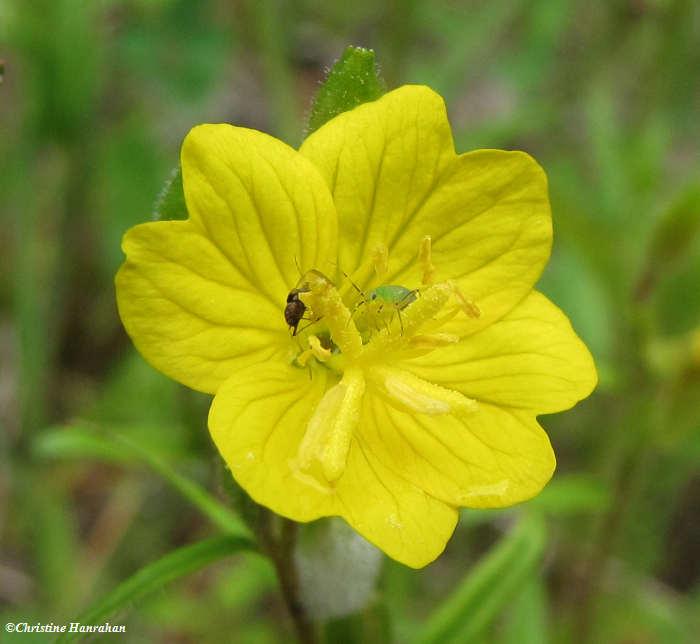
[529,474,610,515]
[34,426,252,539]
[307,46,384,135]
[414,513,547,644]
[55,536,255,644]
[502,575,550,644]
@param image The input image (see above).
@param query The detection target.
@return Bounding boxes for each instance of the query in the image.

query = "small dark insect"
[284,269,332,335]
[284,288,307,335]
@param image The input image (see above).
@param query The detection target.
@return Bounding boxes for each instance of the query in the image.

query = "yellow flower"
[116,86,597,568]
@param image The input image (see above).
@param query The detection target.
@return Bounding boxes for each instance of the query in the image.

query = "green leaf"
[34,426,252,539]
[529,474,611,515]
[413,513,546,644]
[55,536,255,644]
[501,575,550,644]
[307,46,385,136]
[154,166,188,221]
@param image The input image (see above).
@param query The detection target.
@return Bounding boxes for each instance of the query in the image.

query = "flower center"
[290,237,480,488]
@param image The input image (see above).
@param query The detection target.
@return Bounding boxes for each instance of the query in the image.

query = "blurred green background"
[2,0,699,642]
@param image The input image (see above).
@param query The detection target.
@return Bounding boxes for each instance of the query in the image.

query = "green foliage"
[640,184,700,295]
[154,167,188,221]
[34,426,252,539]
[56,536,255,644]
[415,514,546,644]
[307,46,385,135]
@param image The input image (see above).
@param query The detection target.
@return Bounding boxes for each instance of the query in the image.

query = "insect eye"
[370,293,377,300]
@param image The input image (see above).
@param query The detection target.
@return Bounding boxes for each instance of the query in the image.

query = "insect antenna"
[296,316,324,335]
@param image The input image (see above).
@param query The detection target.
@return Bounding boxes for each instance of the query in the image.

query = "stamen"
[373,366,478,417]
[296,349,313,367]
[308,334,331,362]
[296,334,332,367]
[372,243,389,279]
[321,369,364,482]
[300,272,363,361]
[448,280,481,318]
[296,369,365,484]
[419,236,435,286]
[297,383,346,471]
[408,333,460,348]
[361,282,452,360]
[392,282,452,338]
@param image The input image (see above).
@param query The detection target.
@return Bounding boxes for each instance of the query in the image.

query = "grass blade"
[34,425,252,539]
[414,513,546,644]
[55,535,255,643]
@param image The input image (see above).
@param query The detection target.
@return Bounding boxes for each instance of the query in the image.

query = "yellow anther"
[308,334,331,362]
[321,369,364,482]
[396,282,451,337]
[297,383,346,471]
[372,243,389,279]
[419,236,435,286]
[448,281,481,318]
[373,366,478,417]
[297,334,332,367]
[409,333,460,348]
[296,369,365,485]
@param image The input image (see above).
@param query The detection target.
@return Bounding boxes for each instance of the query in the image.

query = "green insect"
[367,285,417,309]
[348,279,418,336]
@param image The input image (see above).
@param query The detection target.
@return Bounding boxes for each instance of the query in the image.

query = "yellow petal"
[336,435,458,568]
[360,394,555,509]
[116,220,285,393]
[300,85,551,330]
[405,291,598,414]
[117,124,339,392]
[393,149,552,333]
[209,361,336,521]
[182,124,338,303]
[299,85,455,284]
[209,361,458,568]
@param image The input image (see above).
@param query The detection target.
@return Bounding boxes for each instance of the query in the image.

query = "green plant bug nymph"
[368,285,418,309]
[346,280,419,337]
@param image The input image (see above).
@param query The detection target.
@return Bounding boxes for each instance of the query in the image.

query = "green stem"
[257,508,317,644]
